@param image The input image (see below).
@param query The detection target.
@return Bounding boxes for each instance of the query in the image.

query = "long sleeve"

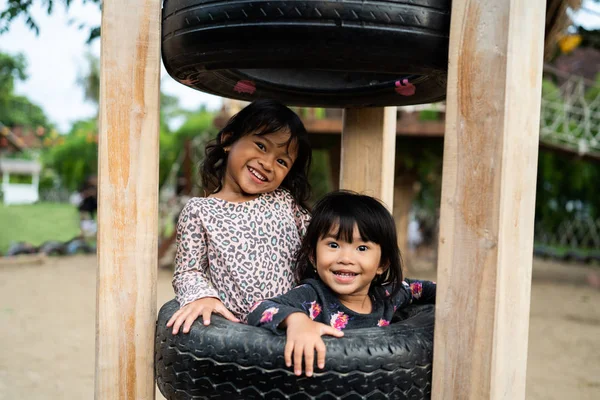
[403,278,436,304]
[247,284,320,335]
[292,199,311,239]
[172,199,219,308]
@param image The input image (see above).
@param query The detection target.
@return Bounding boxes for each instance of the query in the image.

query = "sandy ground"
[0,255,599,400]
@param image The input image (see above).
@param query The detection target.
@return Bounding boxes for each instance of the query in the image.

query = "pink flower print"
[308,302,322,320]
[410,282,423,299]
[248,301,262,313]
[377,319,390,327]
[385,289,391,297]
[394,79,416,96]
[329,311,349,330]
[233,80,256,94]
[260,307,279,323]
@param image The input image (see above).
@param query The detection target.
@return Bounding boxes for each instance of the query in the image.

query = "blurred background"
[0,0,599,399]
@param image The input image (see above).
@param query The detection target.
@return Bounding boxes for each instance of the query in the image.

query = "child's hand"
[166,297,240,334]
[282,313,344,377]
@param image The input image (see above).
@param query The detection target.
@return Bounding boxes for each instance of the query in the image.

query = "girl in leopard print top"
[167,99,313,334]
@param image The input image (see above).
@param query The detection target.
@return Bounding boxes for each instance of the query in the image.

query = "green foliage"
[535,150,600,236]
[0,0,102,38]
[0,51,52,128]
[417,109,440,122]
[42,118,98,191]
[308,149,332,205]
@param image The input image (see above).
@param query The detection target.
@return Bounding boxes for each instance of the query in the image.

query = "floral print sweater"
[248,278,436,334]
[172,189,311,321]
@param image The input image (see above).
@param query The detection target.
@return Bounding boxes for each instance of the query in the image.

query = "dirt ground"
[0,254,599,400]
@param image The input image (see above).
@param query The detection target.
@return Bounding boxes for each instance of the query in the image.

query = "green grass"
[0,203,81,254]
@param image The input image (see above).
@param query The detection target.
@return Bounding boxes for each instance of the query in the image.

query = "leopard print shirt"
[173,189,311,321]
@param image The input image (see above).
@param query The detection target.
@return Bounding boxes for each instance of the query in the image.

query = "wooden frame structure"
[95,0,546,398]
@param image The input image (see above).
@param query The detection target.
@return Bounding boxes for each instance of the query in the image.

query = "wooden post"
[95,1,161,399]
[340,107,397,208]
[432,1,546,399]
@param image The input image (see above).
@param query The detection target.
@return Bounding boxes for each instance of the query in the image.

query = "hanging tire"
[162,0,451,107]
[156,299,435,399]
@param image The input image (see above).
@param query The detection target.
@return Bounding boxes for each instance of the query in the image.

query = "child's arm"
[247,284,343,377]
[281,313,343,377]
[403,278,436,304]
[168,200,239,334]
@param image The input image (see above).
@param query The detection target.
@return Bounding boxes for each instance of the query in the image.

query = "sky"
[1,0,599,132]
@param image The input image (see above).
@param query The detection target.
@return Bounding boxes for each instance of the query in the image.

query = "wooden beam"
[432,1,546,399]
[340,107,397,208]
[304,118,445,137]
[95,1,161,399]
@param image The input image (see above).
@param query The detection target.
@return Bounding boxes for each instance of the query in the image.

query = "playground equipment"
[96,0,547,399]
[156,301,435,398]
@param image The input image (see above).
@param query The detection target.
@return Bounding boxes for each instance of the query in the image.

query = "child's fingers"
[170,312,188,335]
[321,325,344,338]
[284,340,294,368]
[182,313,198,333]
[315,340,327,370]
[293,344,305,376]
[216,306,240,323]
[166,308,183,327]
[166,313,176,327]
[202,309,213,326]
[303,345,315,377]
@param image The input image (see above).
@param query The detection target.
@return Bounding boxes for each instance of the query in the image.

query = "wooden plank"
[340,107,397,208]
[95,1,161,399]
[432,0,546,399]
[304,118,445,137]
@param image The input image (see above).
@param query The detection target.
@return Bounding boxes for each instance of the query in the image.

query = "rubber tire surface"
[162,0,451,107]
[156,299,434,400]
[38,240,67,256]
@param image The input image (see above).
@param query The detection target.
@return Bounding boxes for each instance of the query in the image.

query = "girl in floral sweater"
[248,191,436,377]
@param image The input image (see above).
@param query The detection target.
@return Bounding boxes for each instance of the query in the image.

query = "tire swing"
[156,300,435,400]
[161,0,451,107]
[157,0,447,398]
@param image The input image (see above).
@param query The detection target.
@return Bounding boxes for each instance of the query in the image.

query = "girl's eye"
[357,245,368,252]
[327,242,339,249]
[255,142,266,151]
[277,159,288,167]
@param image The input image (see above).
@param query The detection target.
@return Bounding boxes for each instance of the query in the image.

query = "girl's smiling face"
[314,224,386,310]
[220,129,298,200]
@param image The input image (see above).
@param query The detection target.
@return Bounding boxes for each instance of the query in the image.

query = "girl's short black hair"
[202,99,312,207]
[295,190,404,296]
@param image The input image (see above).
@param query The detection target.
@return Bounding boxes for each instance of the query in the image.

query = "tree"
[1,0,102,41]
[0,51,52,128]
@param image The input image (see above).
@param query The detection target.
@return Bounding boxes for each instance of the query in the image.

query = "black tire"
[38,241,67,256]
[6,242,38,256]
[64,238,93,255]
[156,299,434,399]
[162,0,451,107]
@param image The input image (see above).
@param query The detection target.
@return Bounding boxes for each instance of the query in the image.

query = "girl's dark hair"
[295,191,404,296]
[202,99,312,207]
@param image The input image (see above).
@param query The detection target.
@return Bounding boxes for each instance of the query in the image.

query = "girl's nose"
[337,249,354,264]
[258,156,274,172]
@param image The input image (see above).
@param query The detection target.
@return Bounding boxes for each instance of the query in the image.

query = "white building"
[0,158,42,205]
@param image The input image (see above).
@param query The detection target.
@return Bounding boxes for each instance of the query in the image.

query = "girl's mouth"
[248,167,267,182]
[332,271,358,283]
